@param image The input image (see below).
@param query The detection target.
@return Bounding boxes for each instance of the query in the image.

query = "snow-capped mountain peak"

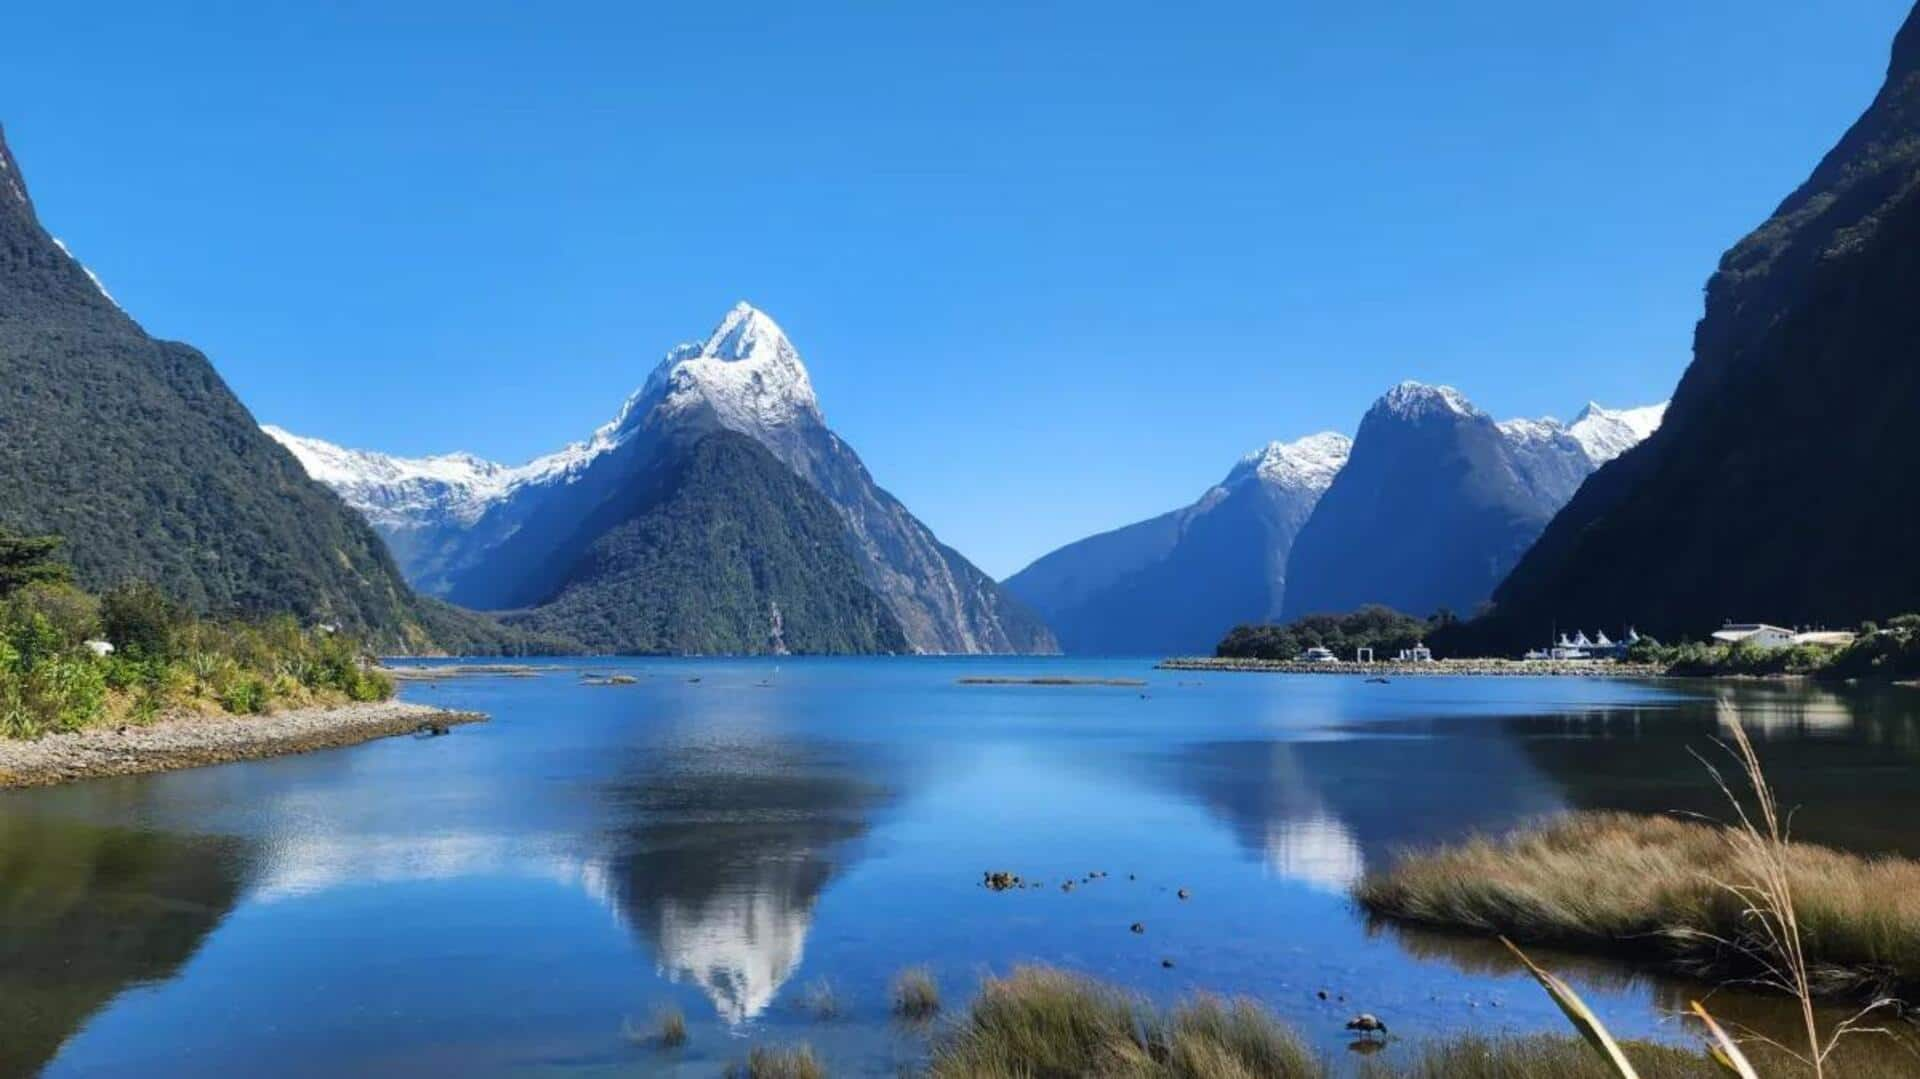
[1376,381,1478,420]
[1227,432,1352,491]
[642,302,822,436]
[1567,401,1668,465]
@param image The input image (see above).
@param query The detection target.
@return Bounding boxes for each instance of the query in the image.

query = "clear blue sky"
[3,2,1908,577]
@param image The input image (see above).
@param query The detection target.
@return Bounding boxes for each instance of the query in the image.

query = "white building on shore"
[1711,623,1856,650]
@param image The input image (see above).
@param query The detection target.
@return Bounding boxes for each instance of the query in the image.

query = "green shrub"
[2,582,100,648]
[100,582,183,660]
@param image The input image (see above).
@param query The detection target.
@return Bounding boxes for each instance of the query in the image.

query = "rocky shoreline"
[1157,656,1666,677]
[0,701,485,789]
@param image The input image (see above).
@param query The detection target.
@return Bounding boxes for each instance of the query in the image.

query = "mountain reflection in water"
[598,739,889,1023]
[0,812,254,1077]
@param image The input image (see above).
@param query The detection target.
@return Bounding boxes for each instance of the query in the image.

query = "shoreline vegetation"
[1199,606,1920,683]
[697,964,1916,1077]
[1356,811,1920,1008]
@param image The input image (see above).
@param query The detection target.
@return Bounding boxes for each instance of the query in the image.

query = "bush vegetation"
[1,530,391,739]
[1215,605,1442,661]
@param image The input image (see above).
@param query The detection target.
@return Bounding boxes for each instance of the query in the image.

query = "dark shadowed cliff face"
[1486,6,1920,643]
[0,125,427,642]
[1281,385,1578,622]
[1005,433,1350,655]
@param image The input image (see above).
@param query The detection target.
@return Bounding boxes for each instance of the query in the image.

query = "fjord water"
[7,662,1920,1077]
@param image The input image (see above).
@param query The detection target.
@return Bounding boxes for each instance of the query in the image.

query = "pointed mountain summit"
[1281,383,1663,621]
[0,124,447,643]
[1484,3,1920,640]
[638,302,823,440]
[277,303,1054,654]
[1006,432,1351,655]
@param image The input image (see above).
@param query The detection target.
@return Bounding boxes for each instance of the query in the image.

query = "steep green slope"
[506,431,909,654]
[1482,7,1920,643]
[0,124,436,643]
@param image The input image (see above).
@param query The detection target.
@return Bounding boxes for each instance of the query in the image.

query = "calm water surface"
[7,659,1920,1076]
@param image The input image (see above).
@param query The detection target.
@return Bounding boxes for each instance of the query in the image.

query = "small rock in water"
[1161,958,1175,969]
[1316,990,1329,1001]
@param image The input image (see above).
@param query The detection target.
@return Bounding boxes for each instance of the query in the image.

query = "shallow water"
[5,660,1919,1076]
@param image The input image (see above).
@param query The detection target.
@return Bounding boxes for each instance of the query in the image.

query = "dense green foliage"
[507,431,909,655]
[1215,605,1441,660]
[0,130,564,656]
[0,540,393,739]
[0,126,435,645]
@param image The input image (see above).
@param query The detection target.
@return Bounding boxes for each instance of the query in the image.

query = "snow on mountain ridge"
[1228,432,1352,491]
[1567,401,1668,465]
[1378,381,1478,420]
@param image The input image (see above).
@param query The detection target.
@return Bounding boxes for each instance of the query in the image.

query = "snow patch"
[51,237,117,305]
[1226,432,1351,492]
[1377,381,1478,420]
[1567,401,1668,465]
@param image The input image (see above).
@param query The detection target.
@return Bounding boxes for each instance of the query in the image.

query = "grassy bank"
[1356,811,1920,1003]
[3,579,392,739]
[912,965,1914,1078]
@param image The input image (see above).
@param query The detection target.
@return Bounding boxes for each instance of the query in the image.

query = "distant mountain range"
[1004,433,1350,655]
[273,304,1055,655]
[1479,3,1920,643]
[1282,384,1663,622]
[1007,384,1662,654]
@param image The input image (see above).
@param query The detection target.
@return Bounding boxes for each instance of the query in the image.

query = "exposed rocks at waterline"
[0,702,484,788]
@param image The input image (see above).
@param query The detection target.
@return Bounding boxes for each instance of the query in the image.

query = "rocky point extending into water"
[0,701,483,789]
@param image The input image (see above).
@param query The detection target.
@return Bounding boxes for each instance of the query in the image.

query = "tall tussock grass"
[927,966,1318,1079]
[1361,717,1915,1077]
[1354,1033,1726,1078]
[727,1044,824,1079]
[1356,810,1920,1002]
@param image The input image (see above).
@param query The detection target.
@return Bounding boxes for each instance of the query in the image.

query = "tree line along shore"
[1196,605,1920,682]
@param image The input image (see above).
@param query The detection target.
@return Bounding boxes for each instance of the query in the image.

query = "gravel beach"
[0,701,485,789]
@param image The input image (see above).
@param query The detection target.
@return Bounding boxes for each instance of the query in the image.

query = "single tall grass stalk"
[1693,710,1898,1076]
[1501,937,1641,1079]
